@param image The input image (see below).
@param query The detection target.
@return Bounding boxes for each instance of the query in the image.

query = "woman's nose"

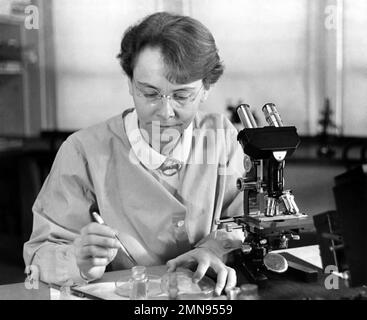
[157,97,175,120]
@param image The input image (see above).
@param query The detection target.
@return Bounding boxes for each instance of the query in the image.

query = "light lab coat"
[23,109,245,284]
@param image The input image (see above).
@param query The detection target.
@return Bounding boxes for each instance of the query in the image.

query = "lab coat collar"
[125,109,193,171]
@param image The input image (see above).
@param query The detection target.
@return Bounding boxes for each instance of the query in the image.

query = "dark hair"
[117,12,224,89]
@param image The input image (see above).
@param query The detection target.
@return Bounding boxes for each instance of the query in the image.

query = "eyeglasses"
[133,80,204,107]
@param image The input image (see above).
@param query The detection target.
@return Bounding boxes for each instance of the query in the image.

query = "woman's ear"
[200,88,209,103]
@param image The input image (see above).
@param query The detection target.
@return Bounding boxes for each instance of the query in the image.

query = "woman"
[24,12,245,297]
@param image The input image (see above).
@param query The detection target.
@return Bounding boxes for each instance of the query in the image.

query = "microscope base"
[233,249,269,288]
[237,260,268,289]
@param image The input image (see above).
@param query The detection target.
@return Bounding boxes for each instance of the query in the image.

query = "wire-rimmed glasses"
[133,80,204,107]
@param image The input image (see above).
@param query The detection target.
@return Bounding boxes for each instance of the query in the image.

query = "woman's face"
[128,47,208,139]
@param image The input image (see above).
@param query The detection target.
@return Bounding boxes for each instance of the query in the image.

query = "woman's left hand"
[166,247,237,296]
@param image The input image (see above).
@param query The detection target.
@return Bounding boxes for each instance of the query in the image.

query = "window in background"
[192,0,312,134]
[343,0,367,136]
[52,0,158,130]
[51,0,366,137]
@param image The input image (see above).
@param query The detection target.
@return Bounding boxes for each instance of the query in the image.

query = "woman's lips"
[151,123,182,128]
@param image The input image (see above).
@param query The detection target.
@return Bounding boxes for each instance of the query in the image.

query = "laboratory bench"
[0,246,365,300]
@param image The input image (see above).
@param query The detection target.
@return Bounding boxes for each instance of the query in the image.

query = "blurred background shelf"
[0,62,23,75]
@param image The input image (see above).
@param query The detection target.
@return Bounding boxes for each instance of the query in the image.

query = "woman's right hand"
[73,222,121,281]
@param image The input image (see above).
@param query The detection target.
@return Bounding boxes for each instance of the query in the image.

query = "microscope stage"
[252,213,308,222]
[243,213,310,231]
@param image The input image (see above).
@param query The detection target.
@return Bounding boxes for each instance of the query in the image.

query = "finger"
[193,260,210,284]
[89,257,109,267]
[166,260,177,273]
[81,245,112,258]
[81,223,116,238]
[166,253,196,272]
[225,267,237,292]
[82,234,120,249]
[215,267,228,296]
[109,248,118,261]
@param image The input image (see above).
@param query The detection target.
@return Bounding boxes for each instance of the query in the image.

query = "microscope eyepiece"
[236,104,258,128]
[262,103,284,127]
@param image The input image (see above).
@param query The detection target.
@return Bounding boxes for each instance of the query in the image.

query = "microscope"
[217,103,313,286]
